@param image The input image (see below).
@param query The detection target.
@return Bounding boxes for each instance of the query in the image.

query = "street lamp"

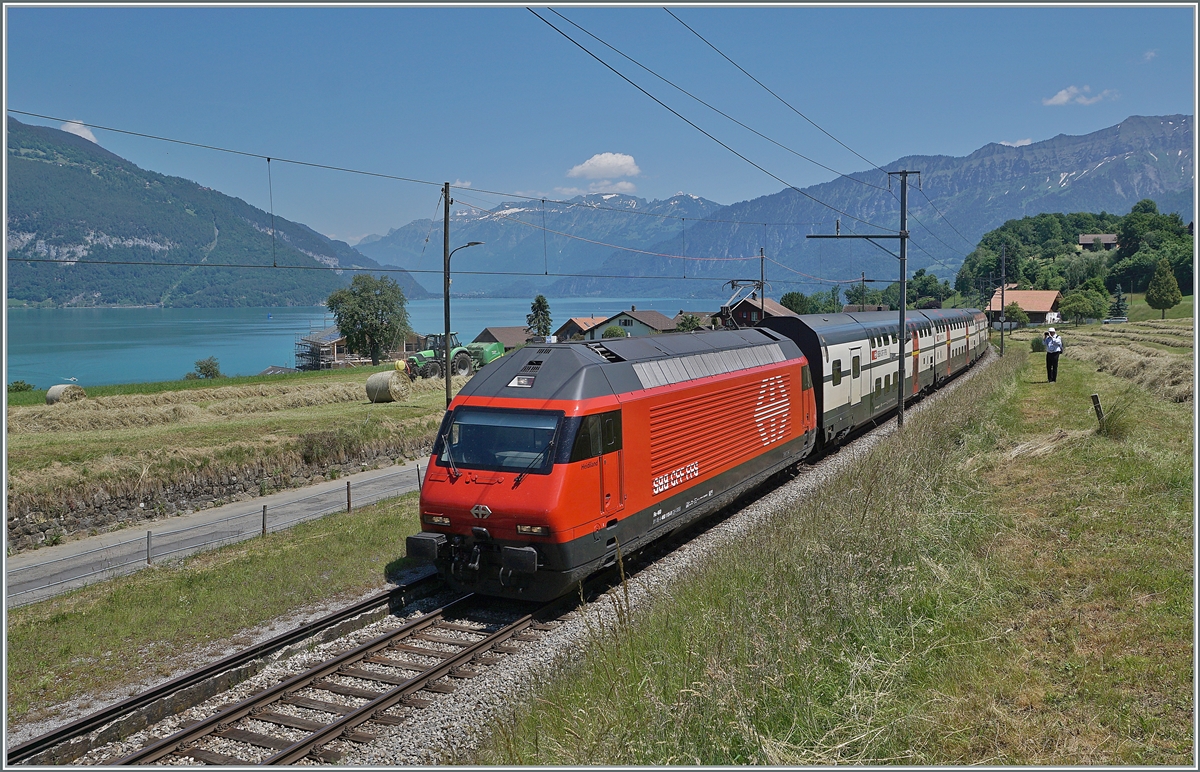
[444,241,484,407]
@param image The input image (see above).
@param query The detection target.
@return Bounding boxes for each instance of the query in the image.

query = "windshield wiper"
[515,426,558,486]
[440,429,461,479]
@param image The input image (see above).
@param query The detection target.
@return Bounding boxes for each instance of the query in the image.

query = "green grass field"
[1125,292,1192,322]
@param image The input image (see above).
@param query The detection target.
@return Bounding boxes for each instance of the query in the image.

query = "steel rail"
[263,607,540,764]
[5,570,436,766]
[113,593,475,765]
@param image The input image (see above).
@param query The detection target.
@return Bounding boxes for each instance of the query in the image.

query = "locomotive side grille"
[633,343,784,390]
[648,372,792,477]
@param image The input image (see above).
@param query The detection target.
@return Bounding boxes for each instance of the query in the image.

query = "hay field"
[6,370,461,522]
[1010,319,1193,402]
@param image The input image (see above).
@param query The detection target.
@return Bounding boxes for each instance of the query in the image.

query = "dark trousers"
[1046,352,1060,382]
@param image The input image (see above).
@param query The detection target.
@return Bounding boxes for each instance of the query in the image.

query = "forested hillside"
[6,117,430,307]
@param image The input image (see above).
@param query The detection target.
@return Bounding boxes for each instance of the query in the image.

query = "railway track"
[106,594,560,765]
[5,573,440,767]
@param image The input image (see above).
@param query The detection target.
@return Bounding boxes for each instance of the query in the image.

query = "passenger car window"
[852,356,860,379]
[832,360,842,386]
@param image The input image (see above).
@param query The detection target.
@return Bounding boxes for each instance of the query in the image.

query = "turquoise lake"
[4,298,701,388]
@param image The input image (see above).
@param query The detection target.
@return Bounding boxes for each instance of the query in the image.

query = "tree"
[196,357,223,378]
[1058,293,1092,326]
[676,313,702,332]
[7,380,34,392]
[1108,284,1128,318]
[1059,289,1108,326]
[780,291,813,314]
[1003,302,1029,326]
[526,294,552,337]
[325,274,410,365]
[601,325,627,339]
[1145,258,1183,319]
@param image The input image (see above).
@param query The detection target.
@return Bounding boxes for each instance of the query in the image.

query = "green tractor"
[407,333,505,379]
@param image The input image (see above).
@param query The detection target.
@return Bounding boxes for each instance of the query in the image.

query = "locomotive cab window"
[436,407,562,475]
[801,363,812,390]
[568,409,623,462]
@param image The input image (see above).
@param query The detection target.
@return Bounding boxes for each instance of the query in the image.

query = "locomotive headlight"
[423,514,451,526]
[516,524,550,536]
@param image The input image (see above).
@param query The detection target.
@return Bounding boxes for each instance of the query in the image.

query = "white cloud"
[60,120,97,143]
[999,138,1033,147]
[567,152,640,180]
[1143,49,1158,61]
[553,186,588,197]
[452,179,472,188]
[1042,85,1117,106]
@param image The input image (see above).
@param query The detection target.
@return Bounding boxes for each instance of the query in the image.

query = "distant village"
[290,276,1065,372]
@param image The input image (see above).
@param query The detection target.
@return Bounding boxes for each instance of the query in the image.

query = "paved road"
[5,460,427,608]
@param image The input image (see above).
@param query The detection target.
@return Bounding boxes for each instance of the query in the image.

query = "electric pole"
[443,182,452,408]
[1000,243,1006,356]
[760,247,766,320]
[808,169,918,427]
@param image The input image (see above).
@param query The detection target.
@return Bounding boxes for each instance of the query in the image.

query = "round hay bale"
[46,384,86,404]
[366,371,412,403]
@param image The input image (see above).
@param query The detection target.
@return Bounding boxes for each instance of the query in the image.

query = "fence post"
[146,531,152,565]
[416,464,423,489]
[1091,393,1105,426]
[346,480,352,513]
[262,505,267,536]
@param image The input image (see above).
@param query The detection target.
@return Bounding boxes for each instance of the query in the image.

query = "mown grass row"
[5,493,423,726]
[6,373,459,544]
[476,344,1192,765]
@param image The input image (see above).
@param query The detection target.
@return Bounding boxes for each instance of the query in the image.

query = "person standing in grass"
[1044,327,1063,382]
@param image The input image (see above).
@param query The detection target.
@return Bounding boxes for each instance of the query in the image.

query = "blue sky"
[5,4,1196,246]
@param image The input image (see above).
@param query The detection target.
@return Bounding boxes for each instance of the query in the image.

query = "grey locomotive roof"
[456,327,803,403]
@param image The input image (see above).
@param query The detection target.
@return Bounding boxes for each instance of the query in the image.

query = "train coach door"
[598,411,625,515]
[849,347,862,406]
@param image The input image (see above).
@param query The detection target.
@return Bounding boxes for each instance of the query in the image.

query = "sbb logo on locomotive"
[652,461,700,495]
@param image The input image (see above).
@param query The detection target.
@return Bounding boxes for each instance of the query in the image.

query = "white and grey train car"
[760,308,987,445]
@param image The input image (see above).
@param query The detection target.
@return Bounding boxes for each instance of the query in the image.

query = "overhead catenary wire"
[7,256,857,288]
[450,195,760,263]
[527,9,898,234]
[550,8,887,193]
[6,109,828,234]
[662,9,977,257]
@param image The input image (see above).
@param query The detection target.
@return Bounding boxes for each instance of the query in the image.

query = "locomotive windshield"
[436,407,561,475]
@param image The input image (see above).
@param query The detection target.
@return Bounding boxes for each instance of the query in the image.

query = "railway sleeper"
[340,666,412,686]
[423,681,457,694]
[411,631,475,646]
[281,695,352,715]
[177,747,251,766]
[313,680,384,700]
[365,654,435,670]
[435,621,491,633]
[390,642,453,658]
[215,726,295,751]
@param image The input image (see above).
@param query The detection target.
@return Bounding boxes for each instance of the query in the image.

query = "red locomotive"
[406,307,985,601]
[407,327,817,601]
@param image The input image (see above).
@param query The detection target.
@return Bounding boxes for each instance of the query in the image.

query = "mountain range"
[5,117,430,307]
[360,114,1194,299]
[6,114,1192,306]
